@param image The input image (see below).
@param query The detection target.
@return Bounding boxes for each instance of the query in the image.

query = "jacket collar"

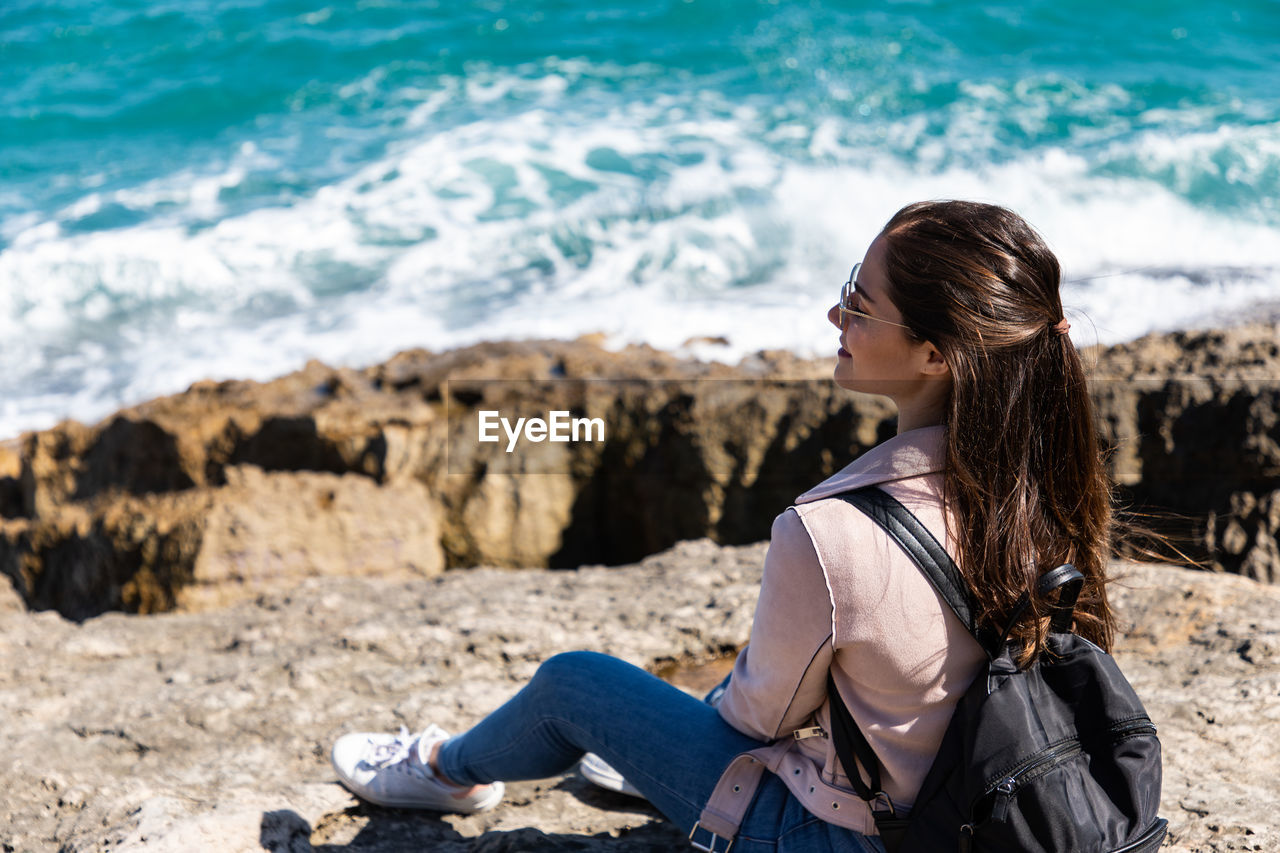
[795,424,946,504]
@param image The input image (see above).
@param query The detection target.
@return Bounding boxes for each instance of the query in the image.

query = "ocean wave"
[3,108,1279,439]
[3,2,1279,438]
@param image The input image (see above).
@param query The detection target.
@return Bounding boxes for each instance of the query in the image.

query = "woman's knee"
[533,650,612,687]
[528,650,638,707]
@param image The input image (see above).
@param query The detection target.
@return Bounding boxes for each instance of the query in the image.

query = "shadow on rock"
[300,802,688,852]
[551,774,661,817]
[261,809,316,852]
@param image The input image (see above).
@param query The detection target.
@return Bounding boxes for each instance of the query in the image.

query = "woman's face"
[827,235,950,406]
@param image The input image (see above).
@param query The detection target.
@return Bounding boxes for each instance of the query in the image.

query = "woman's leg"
[434,650,767,833]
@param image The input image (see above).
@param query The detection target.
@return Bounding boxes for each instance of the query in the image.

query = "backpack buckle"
[871,791,896,817]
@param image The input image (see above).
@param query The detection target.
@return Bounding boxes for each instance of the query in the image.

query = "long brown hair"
[879,200,1114,659]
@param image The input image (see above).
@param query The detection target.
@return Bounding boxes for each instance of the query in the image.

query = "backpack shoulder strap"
[834,486,999,660]
[820,485,993,838]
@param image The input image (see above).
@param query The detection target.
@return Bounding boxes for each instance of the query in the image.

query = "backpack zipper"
[1109,818,1169,853]
[987,741,1083,821]
[981,719,1158,822]
[1109,718,1158,740]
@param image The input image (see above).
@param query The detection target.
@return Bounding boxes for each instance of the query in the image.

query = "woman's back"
[719,427,987,827]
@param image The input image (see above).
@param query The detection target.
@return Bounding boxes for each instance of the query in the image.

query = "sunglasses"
[837,262,913,331]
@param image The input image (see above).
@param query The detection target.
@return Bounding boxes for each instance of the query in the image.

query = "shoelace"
[366,726,424,770]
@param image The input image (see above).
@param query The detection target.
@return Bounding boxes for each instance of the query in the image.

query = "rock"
[3,326,1280,618]
[0,572,22,613]
[0,439,21,519]
[1089,324,1280,580]
[179,465,443,611]
[0,543,1275,851]
[0,539,760,852]
[1108,563,1280,851]
[0,467,444,619]
[0,339,891,618]
[1084,324,1280,380]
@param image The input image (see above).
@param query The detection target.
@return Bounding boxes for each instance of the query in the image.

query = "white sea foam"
[2,82,1279,439]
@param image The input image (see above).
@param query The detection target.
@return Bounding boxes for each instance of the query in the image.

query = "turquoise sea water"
[2,0,1279,437]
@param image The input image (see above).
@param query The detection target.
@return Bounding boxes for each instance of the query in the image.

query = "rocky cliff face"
[2,325,1278,619]
[1087,327,1280,583]
[0,546,1274,852]
[0,341,891,618]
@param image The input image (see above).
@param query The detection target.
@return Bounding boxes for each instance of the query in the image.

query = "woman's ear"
[919,341,951,378]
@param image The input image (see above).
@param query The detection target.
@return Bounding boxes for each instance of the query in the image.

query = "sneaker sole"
[351,781,505,813]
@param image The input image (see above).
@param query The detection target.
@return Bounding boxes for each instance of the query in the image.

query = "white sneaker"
[331,724,504,813]
[578,752,646,800]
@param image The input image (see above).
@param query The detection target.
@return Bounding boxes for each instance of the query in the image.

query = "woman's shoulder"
[787,474,952,576]
[794,425,946,505]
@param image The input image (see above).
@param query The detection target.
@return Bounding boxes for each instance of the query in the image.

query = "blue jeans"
[435,651,886,853]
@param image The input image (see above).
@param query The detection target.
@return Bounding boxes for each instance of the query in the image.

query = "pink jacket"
[716,425,985,834]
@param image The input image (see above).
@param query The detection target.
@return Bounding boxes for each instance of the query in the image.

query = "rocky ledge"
[2,324,1280,620]
[2,541,1278,852]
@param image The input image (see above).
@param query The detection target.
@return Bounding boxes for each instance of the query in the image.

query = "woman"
[330,200,1116,851]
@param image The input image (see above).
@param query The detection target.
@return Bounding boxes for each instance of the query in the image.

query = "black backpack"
[831,487,1168,853]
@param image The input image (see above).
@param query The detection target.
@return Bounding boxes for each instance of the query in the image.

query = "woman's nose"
[828,304,843,330]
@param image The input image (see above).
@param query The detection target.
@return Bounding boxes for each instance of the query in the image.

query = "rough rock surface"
[1088,327,1280,582]
[0,341,891,619]
[1,542,1276,852]
[2,324,1279,619]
